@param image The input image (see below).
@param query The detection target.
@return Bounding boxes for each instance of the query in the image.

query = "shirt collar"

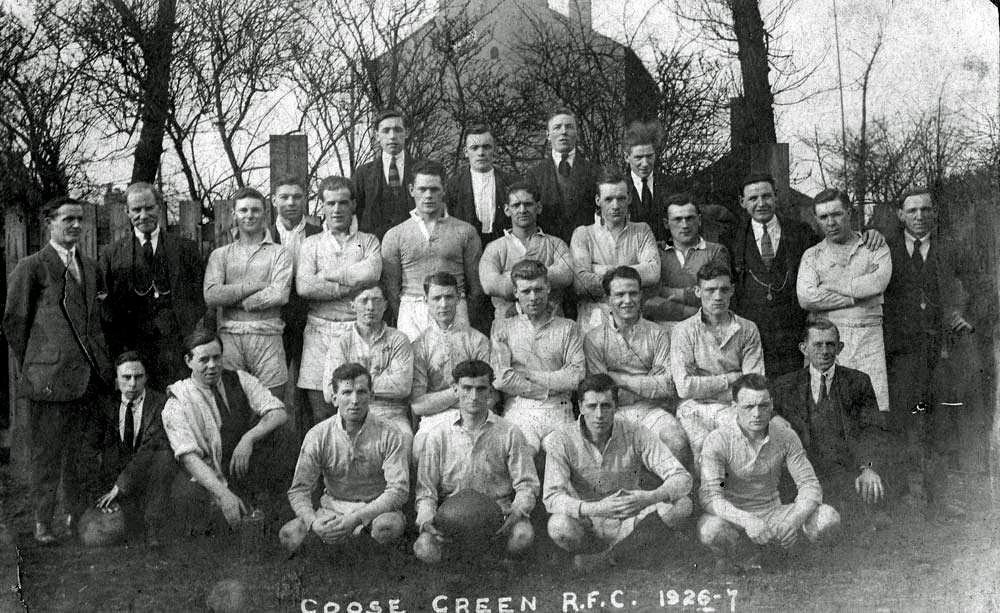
[133,226,161,242]
[630,171,651,190]
[504,228,546,240]
[470,167,495,179]
[335,412,372,436]
[382,151,403,166]
[451,411,498,428]
[354,322,387,343]
[809,363,836,381]
[49,241,77,261]
[751,216,779,233]
[551,148,576,167]
[517,307,556,329]
[577,416,621,451]
[904,230,931,247]
[122,390,145,409]
[229,227,277,244]
[665,237,707,251]
[277,216,307,234]
[409,208,449,221]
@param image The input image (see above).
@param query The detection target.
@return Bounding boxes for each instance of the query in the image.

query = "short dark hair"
[318,176,355,200]
[330,362,373,393]
[740,173,775,197]
[696,262,732,285]
[595,167,627,191]
[42,196,83,220]
[452,359,494,383]
[803,316,840,342]
[812,188,851,211]
[624,119,662,150]
[183,328,224,358]
[601,265,641,296]
[410,159,447,185]
[464,123,492,140]
[546,107,576,125]
[662,192,700,218]
[578,373,619,404]
[423,271,459,294]
[354,282,388,302]
[272,174,305,193]
[125,182,162,205]
[375,108,406,127]
[510,259,548,286]
[506,180,539,203]
[115,350,145,369]
[732,373,771,402]
[231,187,266,204]
[896,188,934,209]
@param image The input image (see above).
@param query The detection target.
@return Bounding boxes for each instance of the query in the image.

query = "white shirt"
[809,364,836,404]
[904,230,931,261]
[408,208,449,241]
[470,169,497,233]
[751,217,782,256]
[119,391,145,446]
[382,151,405,185]
[49,240,81,281]
[133,225,161,252]
[630,171,653,200]
[275,216,309,267]
[551,148,576,168]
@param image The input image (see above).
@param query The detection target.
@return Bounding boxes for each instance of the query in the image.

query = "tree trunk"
[729,0,777,145]
[129,0,177,184]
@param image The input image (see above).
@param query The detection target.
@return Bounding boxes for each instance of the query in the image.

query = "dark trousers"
[115,450,178,538]
[759,327,805,379]
[817,463,903,525]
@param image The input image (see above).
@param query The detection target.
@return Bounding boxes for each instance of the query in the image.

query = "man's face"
[233,197,265,235]
[741,181,776,224]
[579,389,616,441]
[353,287,387,327]
[116,360,147,401]
[185,340,224,387]
[126,190,160,235]
[505,190,541,230]
[735,387,774,437]
[464,132,495,172]
[273,184,305,225]
[409,173,445,217]
[513,276,550,318]
[377,116,406,156]
[425,283,458,327]
[322,187,355,233]
[546,113,577,154]
[898,193,936,238]
[665,203,700,246]
[626,144,656,179]
[453,374,493,417]
[596,182,629,226]
[48,204,85,249]
[695,275,734,316]
[814,198,852,243]
[799,326,843,373]
[334,375,371,425]
[608,277,641,323]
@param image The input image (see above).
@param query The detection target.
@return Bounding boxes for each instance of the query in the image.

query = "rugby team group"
[2,107,974,573]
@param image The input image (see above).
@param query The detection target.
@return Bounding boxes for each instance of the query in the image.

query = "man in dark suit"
[447,123,511,246]
[623,119,682,241]
[771,319,896,529]
[884,189,972,520]
[354,109,427,239]
[525,108,599,243]
[4,196,114,544]
[95,351,177,545]
[99,182,205,390]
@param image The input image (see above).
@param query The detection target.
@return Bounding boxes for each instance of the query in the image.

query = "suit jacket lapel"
[139,390,158,438]
[161,233,183,292]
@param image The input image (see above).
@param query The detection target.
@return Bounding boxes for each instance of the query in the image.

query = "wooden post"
[270,134,310,216]
[5,206,30,480]
[213,200,234,248]
[178,200,202,248]
[990,171,1000,514]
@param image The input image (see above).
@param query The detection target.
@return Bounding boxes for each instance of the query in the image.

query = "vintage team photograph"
[0,0,998,610]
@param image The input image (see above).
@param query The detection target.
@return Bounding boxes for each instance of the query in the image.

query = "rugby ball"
[206,579,248,613]
[434,489,504,540]
[77,506,125,547]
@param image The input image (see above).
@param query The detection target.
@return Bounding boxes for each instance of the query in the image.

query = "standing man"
[322,284,414,438]
[355,109,426,239]
[447,124,511,246]
[883,189,972,519]
[584,266,687,460]
[491,260,585,456]
[670,263,765,465]
[797,189,892,413]
[99,182,205,389]
[279,363,409,554]
[204,187,293,401]
[296,176,382,423]
[479,181,574,321]
[411,273,492,458]
[381,160,482,341]
[545,374,692,572]
[570,169,660,333]
[413,360,538,565]
[623,120,680,240]
[644,193,729,328]
[526,108,599,243]
[4,196,113,543]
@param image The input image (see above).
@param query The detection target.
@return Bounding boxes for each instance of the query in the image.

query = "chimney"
[568,0,591,31]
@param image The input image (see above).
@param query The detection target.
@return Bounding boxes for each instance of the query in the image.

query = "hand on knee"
[505,519,534,555]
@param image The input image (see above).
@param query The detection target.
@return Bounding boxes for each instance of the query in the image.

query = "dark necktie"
[759,226,775,269]
[123,400,136,451]
[143,232,154,262]
[819,373,829,402]
[911,238,923,271]
[641,177,652,208]
[213,385,230,416]
[387,156,400,188]
[557,152,571,178]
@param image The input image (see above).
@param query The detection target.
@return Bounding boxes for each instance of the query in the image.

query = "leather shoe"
[34,523,59,546]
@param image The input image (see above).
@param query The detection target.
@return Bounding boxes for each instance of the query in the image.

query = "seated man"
[96,351,178,545]
[162,329,288,528]
[322,284,414,438]
[771,318,895,527]
[670,263,764,464]
[545,374,693,572]
[413,360,538,564]
[411,272,492,459]
[491,259,586,456]
[279,363,409,553]
[698,374,840,569]
[583,266,687,460]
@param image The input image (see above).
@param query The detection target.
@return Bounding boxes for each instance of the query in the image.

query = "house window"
[490,46,499,59]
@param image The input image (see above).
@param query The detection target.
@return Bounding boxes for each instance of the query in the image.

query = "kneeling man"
[545,374,693,571]
[698,374,840,567]
[414,360,539,563]
[280,363,409,552]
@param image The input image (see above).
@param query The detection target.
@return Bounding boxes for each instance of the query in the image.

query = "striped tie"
[387,156,400,188]
[759,226,775,268]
